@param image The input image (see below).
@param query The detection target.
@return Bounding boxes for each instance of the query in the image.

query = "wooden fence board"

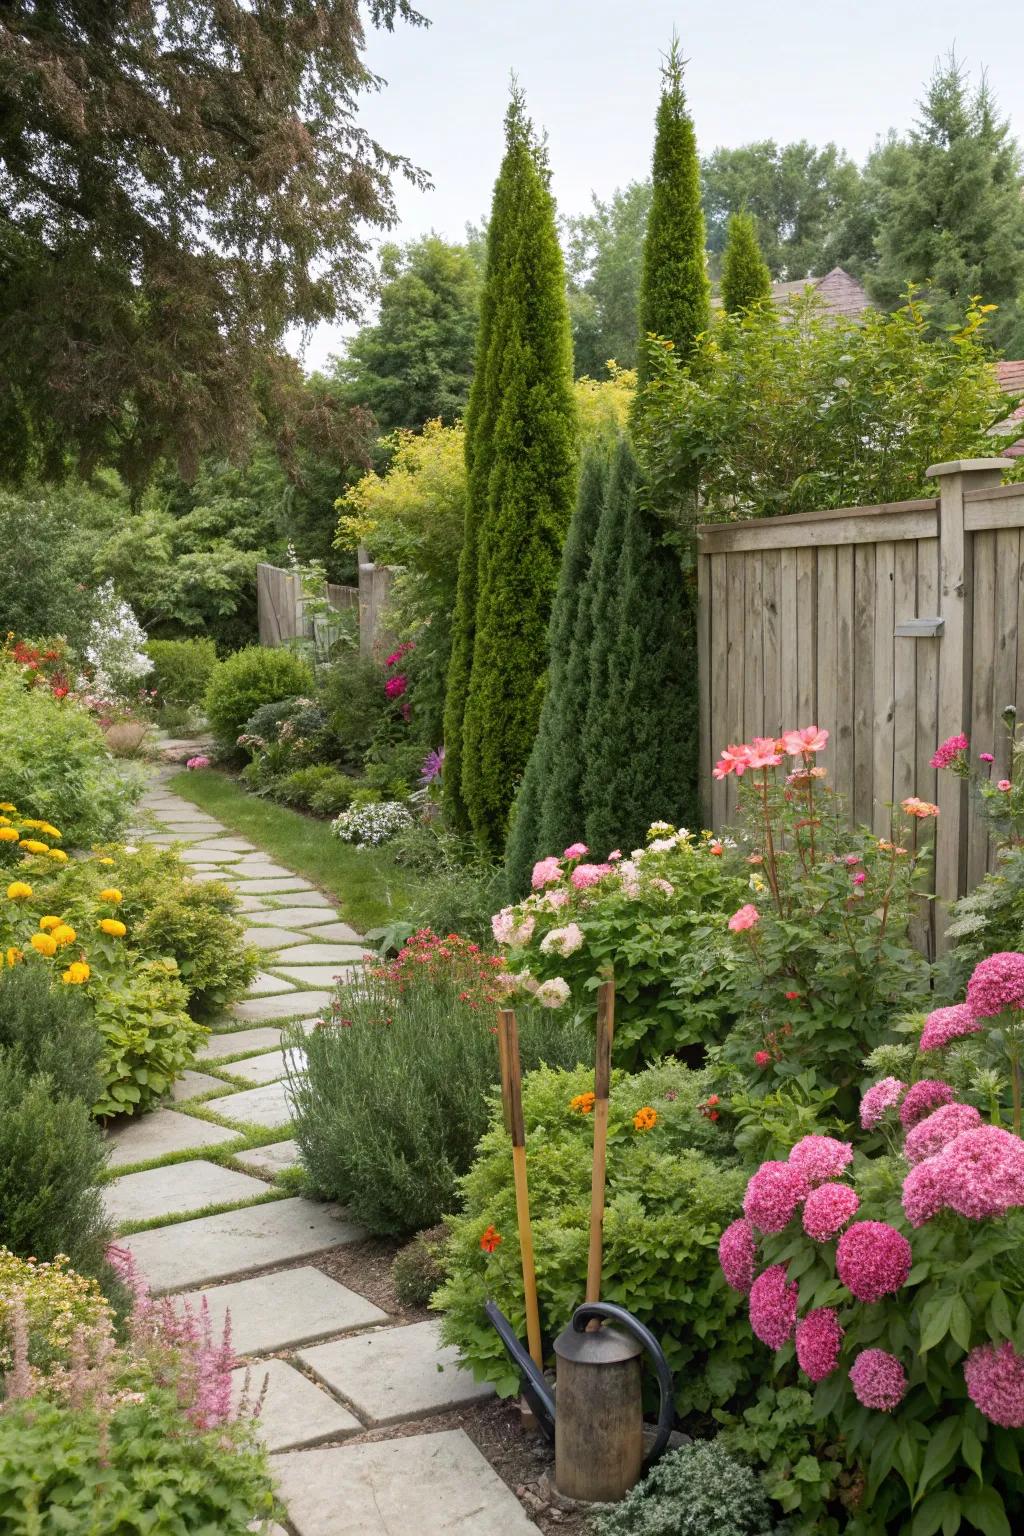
[852,543,876,828]
[892,541,918,811]
[833,546,855,809]
[968,533,997,888]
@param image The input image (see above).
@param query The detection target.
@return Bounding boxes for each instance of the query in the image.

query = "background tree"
[863,56,1024,353]
[0,0,426,486]
[332,237,481,432]
[720,211,772,313]
[446,90,577,852]
[563,182,653,376]
[638,37,710,377]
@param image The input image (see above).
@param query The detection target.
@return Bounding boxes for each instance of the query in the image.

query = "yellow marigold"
[51,924,76,948]
[61,961,90,986]
[0,828,19,843]
[96,858,116,867]
[47,848,68,862]
[0,802,16,812]
[39,824,62,840]
[19,839,49,855]
[6,882,32,900]
[99,888,124,904]
[99,918,126,938]
[19,819,44,830]
[570,1091,596,1115]
[30,933,58,957]
[6,947,23,967]
[633,1106,658,1132]
[39,916,62,931]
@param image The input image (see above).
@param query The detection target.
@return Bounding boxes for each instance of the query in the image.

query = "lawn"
[168,768,419,934]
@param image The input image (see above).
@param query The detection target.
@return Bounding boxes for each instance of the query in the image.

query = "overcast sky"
[295,0,1021,370]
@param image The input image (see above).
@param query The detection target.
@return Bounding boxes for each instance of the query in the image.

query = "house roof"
[771,267,872,319]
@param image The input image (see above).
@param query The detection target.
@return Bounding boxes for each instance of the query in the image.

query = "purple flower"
[836,1221,912,1303]
[919,1004,982,1053]
[748,1264,798,1349]
[420,746,445,784]
[967,953,1024,1016]
[802,1182,860,1241]
[899,1079,955,1129]
[743,1160,810,1234]
[795,1308,843,1382]
[849,1349,907,1411]
[718,1219,757,1294]
[964,1341,1024,1428]
[860,1076,907,1130]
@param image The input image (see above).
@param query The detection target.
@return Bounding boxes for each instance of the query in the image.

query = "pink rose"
[728,904,760,933]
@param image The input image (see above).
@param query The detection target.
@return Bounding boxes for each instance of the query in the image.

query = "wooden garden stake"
[497,1008,544,1371]
[586,970,616,1307]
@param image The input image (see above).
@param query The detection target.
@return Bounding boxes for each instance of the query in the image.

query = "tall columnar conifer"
[446,90,577,851]
[721,211,772,314]
[637,37,710,380]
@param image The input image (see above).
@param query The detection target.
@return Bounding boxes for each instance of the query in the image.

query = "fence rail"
[256,559,393,660]
[696,460,1020,944]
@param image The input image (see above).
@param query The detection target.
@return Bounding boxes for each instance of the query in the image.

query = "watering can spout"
[484,1300,556,1437]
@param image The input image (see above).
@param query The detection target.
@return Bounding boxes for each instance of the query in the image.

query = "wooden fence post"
[929,459,1006,942]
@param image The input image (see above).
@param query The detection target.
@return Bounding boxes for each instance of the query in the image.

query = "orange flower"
[30,933,57,957]
[479,1225,502,1254]
[570,1091,596,1115]
[901,797,939,819]
[51,924,76,948]
[61,961,90,985]
[633,1106,658,1132]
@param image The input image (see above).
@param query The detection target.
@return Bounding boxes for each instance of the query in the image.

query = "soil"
[313,1236,430,1321]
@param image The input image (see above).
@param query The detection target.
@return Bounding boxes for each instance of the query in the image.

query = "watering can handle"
[571,1301,675,1471]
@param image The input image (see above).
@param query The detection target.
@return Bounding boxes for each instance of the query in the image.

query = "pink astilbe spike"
[4,1295,35,1402]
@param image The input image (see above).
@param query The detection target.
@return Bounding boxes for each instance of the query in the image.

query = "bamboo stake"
[586,970,616,1306]
[497,1008,543,1371]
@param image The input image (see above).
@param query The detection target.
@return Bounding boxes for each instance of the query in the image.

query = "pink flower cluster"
[788,1134,853,1185]
[728,903,760,933]
[902,1123,1024,1226]
[712,725,829,780]
[919,1003,983,1053]
[836,1221,912,1303]
[904,1102,982,1165]
[849,1349,907,1411]
[860,1076,907,1129]
[930,732,969,770]
[743,1160,810,1233]
[748,1264,799,1348]
[795,1308,843,1382]
[718,1218,757,1294]
[185,755,210,770]
[802,1181,860,1241]
[899,1079,954,1129]
[570,862,612,890]
[964,1341,1024,1428]
[966,952,1024,1017]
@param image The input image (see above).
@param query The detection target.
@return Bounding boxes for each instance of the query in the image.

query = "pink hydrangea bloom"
[966,952,1024,1016]
[795,1308,843,1382]
[563,842,588,860]
[384,674,408,698]
[570,862,612,890]
[836,1221,912,1303]
[901,1156,947,1227]
[941,1124,1024,1220]
[748,1264,798,1349]
[607,849,622,861]
[531,857,562,890]
[899,1079,955,1129]
[802,1182,860,1241]
[718,1219,757,1294]
[490,908,535,947]
[788,1135,854,1185]
[919,1004,983,1053]
[979,753,995,763]
[743,1160,810,1234]
[728,904,760,933]
[904,1102,983,1165]
[930,733,969,770]
[964,1341,1024,1428]
[860,1077,907,1130]
[649,877,675,896]
[849,1349,908,1411]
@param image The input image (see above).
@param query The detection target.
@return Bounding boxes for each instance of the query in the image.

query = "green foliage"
[0,1249,110,1377]
[132,882,258,1016]
[288,968,589,1237]
[0,667,142,846]
[275,764,359,816]
[436,1060,753,1409]
[0,1061,107,1272]
[637,38,710,378]
[640,292,1018,528]
[720,211,772,313]
[391,1224,449,1308]
[319,655,391,766]
[333,237,481,431]
[0,1391,276,1535]
[90,958,207,1118]
[204,646,314,752]
[864,56,1024,353]
[0,487,110,651]
[0,964,103,1107]
[591,1440,777,1536]
[390,822,509,944]
[446,90,578,848]
[145,638,218,709]
[564,180,652,375]
[717,1384,851,1532]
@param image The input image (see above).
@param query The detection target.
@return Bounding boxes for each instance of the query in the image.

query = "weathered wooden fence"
[257,557,393,660]
[696,459,1023,934]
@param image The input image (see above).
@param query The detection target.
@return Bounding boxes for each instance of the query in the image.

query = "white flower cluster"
[84,580,153,703]
[332,800,413,847]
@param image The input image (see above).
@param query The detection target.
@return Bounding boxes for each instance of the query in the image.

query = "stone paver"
[179,847,243,864]
[246,971,298,997]
[276,966,357,988]
[197,1026,283,1060]
[122,1197,361,1292]
[273,1432,538,1535]
[233,1358,360,1452]
[256,903,341,927]
[235,1139,301,1177]
[262,892,335,911]
[243,925,307,950]
[299,1321,494,1426]
[230,990,332,1022]
[231,861,298,880]
[178,1266,386,1355]
[168,1068,226,1101]
[236,893,274,912]
[194,838,258,853]
[106,1109,237,1169]
[227,1047,306,1086]
[301,921,364,944]
[272,944,366,966]
[233,877,318,895]
[206,1081,294,1129]
[104,1160,266,1226]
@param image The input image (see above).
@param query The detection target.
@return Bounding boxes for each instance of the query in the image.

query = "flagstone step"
[104,1159,266,1226]
[206,1080,294,1129]
[226,1048,305,1087]
[177,1266,386,1355]
[230,990,332,1022]
[234,1139,301,1178]
[233,1358,360,1452]
[198,1026,283,1060]
[106,1109,237,1169]
[299,1321,493,1427]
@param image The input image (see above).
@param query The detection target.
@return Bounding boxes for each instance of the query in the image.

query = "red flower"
[785,991,800,1001]
[480,1225,502,1254]
[755,1050,772,1068]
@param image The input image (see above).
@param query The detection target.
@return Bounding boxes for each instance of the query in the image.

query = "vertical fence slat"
[968,532,997,890]
[816,547,838,764]
[833,546,855,810]
[914,539,941,887]
[872,543,896,837]
[795,548,816,726]
[779,549,799,728]
[893,541,918,811]
[761,550,782,739]
[698,555,712,829]
[992,529,1020,791]
[852,543,876,828]
[743,552,764,742]
[709,554,729,829]
[725,554,746,824]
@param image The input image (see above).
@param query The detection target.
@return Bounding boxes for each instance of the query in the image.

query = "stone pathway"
[104,763,536,1535]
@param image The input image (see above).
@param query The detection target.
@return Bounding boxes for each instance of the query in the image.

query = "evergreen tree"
[720,211,772,314]
[505,443,612,894]
[637,37,710,379]
[445,90,577,850]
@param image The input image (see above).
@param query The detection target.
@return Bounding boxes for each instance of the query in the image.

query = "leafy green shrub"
[132,879,258,1014]
[591,1440,776,1536]
[0,668,142,845]
[0,1061,108,1271]
[716,1384,851,1532]
[0,487,108,653]
[204,646,313,751]
[0,965,103,1105]
[436,1060,752,1408]
[0,1249,110,1376]
[91,958,207,1117]
[0,1391,276,1535]
[391,821,510,944]
[319,654,390,764]
[274,763,358,815]
[287,964,590,1237]
[392,1225,448,1307]
[145,637,218,709]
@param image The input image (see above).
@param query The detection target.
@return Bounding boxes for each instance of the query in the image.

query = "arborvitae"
[453,91,578,854]
[637,36,710,379]
[505,442,612,894]
[721,210,772,314]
